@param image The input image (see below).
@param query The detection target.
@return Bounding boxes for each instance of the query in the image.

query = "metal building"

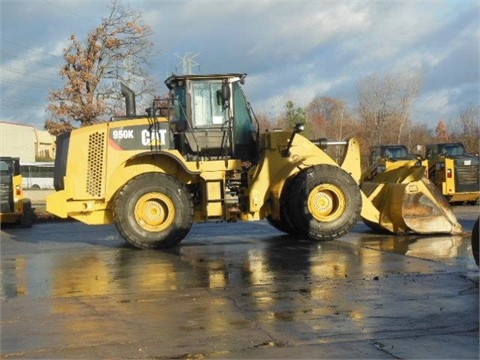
[0,122,55,163]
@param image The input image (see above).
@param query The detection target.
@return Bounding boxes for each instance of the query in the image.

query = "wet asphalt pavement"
[1,206,478,359]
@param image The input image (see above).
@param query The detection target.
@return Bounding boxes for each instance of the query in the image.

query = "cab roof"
[165,73,247,89]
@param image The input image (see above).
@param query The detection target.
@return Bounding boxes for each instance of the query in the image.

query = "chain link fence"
[24,189,54,210]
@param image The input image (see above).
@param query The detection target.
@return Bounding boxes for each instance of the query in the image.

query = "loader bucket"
[360,162,463,235]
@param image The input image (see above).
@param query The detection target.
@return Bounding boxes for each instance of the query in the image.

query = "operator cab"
[370,145,415,162]
[370,144,416,166]
[426,143,467,159]
[0,157,20,213]
[165,73,258,161]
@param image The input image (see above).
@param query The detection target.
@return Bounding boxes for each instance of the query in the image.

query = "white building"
[0,122,56,163]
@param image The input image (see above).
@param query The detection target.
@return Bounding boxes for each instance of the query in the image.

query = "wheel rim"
[134,192,175,232]
[307,184,346,222]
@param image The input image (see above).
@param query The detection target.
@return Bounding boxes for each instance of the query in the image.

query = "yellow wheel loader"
[0,157,34,227]
[364,144,421,180]
[47,74,462,249]
[424,142,480,204]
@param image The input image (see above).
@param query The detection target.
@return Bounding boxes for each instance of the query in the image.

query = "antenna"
[174,52,201,74]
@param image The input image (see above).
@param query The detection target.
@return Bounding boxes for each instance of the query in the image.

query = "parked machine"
[363,144,421,180]
[47,73,462,249]
[0,157,34,227]
[425,142,480,204]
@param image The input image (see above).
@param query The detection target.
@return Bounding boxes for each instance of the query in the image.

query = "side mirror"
[221,83,231,108]
[282,123,305,157]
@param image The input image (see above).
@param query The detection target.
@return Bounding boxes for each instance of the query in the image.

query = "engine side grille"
[86,132,105,197]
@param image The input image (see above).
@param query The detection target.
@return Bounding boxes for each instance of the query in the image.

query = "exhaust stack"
[121,82,136,117]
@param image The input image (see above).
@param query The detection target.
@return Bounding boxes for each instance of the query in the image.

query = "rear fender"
[53,153,199,225]
[106,152,198,202]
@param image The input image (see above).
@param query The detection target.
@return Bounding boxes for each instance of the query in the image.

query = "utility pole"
[174,52,200,74]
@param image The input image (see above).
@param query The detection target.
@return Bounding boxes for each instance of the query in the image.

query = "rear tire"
[284,165,361,241]
[114,173,193,249]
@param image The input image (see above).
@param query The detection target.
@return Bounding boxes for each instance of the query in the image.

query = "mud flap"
[361,163,463,235]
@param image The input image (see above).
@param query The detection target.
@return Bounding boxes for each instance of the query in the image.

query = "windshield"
[385,147,408,159]
[192,82,226,127]
[0,160,12,174]
[442,144,465,156]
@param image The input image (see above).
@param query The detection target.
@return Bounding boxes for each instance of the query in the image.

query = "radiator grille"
[86,132,105,197]
[456,164,479,184]
[455,164,479,192]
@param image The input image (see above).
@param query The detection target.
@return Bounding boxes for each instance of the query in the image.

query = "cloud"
[244,3,369,61]
[0,0,478,129]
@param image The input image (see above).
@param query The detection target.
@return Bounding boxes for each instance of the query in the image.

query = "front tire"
[114,173,193,249]
[284,165,361,241]
[266,175,297,235]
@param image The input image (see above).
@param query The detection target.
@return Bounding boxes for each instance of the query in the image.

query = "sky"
[0,0,479,131]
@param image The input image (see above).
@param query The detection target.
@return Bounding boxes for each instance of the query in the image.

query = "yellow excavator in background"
[47,73,462,249]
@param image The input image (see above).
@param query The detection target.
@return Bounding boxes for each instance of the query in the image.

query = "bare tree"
[453,104,480,153]
[395,69,423,143]
[255,112,273,133]
[306,96,356,141]
[357,73,394,145]
[45,0,155,135]
[435,119,450,142]
[305,96,327,138]
[304,96,360,163]
[406,123,434,156]
[357,69,423,147]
